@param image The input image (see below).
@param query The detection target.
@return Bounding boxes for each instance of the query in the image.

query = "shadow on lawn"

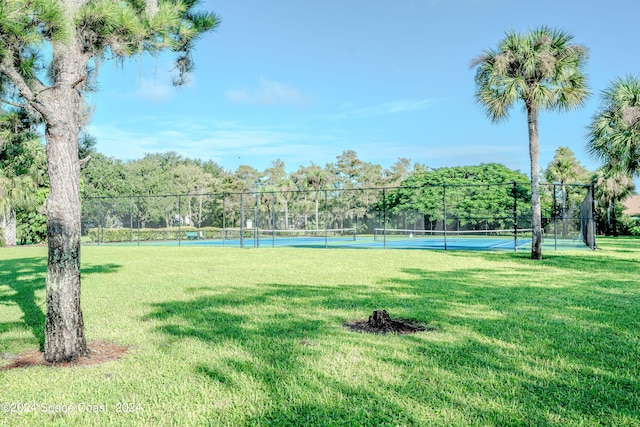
[447,246,640,274]
[147,284,428,425]
[0,257,46,351]
[0,257,121,351]
[394,266,639,424]
[147,264,639,425]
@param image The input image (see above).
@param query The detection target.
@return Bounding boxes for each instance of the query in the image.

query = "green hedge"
[85,227,256,242]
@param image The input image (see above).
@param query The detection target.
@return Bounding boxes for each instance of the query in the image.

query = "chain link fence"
[81,182,596,250]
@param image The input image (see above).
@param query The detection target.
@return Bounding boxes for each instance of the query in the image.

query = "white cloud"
[328,98,435,119]
[87,119,336,169]
[136,77,173,103]
[225,77,312,107]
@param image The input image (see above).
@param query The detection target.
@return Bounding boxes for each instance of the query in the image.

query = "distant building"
[623,195,640,217]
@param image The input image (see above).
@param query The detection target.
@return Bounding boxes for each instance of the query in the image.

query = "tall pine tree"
[0,0,218,362]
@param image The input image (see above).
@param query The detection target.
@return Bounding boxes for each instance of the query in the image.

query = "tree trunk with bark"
[527,104,543,260]
[38,42,89,363]
[1,209,17,246]
[1,0,218,363]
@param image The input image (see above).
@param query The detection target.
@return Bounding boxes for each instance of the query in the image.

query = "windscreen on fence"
[539,183,596,250]
[580,186,596,249]
[81,182,595,251]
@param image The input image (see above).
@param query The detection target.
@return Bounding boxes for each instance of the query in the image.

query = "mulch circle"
[0,341,129,371]
[345,310,437,335]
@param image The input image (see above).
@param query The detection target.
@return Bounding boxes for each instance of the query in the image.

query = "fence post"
[137,196,141,246]
[443,185,447,250]
[553,183,558,250]
[383,188,387,249]
[222,194,226,246]
[255,192,259,248]
[240,192,244,249]
[324,189,328,248]
[512,183,517,251]
[590,184,597,249]
[129,201,133,244]
[178,195,182,247]
[98,198,102,245]
[271,192,275,248]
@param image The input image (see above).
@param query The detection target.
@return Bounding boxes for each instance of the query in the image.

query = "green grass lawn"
[1,239,639,426]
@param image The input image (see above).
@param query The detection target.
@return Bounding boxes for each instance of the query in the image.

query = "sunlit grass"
[0,239,639,426]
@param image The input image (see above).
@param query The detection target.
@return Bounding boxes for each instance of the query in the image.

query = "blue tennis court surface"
[91,225,593,250]
[103,234,533,250]
[351,236,532,250]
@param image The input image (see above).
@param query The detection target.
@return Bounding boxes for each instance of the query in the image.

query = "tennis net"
[256,228,357,241]
[373,228,533,249]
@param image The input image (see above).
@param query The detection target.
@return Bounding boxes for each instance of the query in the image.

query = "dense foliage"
[0,110,47,245]
[587,76,640,175]
[381,163,531,230]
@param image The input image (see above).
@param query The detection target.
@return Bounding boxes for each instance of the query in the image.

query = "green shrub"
[17,211,47,245]
[84,227,245,242]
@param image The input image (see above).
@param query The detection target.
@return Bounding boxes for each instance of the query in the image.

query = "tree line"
[4,135,631,245]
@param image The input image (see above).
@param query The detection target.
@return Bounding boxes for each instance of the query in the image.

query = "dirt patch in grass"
[345,310,436,335]
[0,341,128,371]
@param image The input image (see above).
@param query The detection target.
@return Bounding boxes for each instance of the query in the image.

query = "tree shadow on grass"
[148,264,639,425]
[446,247,640,274]
[0,257,47,351]
[392,266,640,424]
[0,257,121,352]
[147,284,434,425]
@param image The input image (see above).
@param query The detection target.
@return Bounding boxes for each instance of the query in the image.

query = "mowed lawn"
[0,239,639,426]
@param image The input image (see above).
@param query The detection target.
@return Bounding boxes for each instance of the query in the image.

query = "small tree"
[0,0,218,362]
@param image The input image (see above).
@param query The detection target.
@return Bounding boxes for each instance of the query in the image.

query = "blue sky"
[87,0,640,178]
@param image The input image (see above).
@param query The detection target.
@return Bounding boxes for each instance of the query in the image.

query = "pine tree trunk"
[527,105,543,260]
[39,43,89,363]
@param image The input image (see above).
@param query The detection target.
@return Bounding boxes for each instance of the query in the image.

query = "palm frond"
[471,26,589,119]
[587,75,640,176]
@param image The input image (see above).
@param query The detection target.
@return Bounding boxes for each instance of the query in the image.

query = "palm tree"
[545,147,589,237]
[292,164,330,231]
[587,76,640,176]
[275,177,298,231]
[471,27,589,259]
[593,169,635,236]
[305,166,330,232]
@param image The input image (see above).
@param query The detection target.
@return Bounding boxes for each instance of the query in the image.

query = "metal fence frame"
[81,182,596,251]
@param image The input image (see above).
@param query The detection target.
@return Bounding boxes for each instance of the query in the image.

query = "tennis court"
[83,182,597,252]
[96,227,552,251]
[180,228,359,248]
[357,228,533,250]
